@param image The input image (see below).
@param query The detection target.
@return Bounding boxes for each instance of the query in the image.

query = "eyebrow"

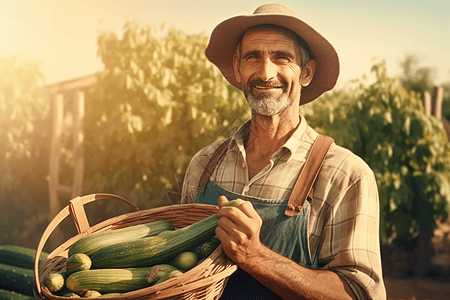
[272,50,295,60]
[242,50,261,59]
[242,49,295,60]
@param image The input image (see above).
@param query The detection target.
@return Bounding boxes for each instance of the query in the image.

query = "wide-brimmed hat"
[205,3,339,105]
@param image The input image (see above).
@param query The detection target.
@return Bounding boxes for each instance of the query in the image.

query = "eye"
[276,55,290,62]
[243,51,260,62]
[245,54,258,61]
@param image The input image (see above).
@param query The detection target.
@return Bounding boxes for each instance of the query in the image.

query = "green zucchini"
[66,253,92,274]
[56,288,75,296]
[169,251,198,271]
[0,245,49,269]
[83,290,102,298]
[196,258,206,266]
[43,271,68,293]
[69,220,175,256]
[100,293,122,297]
[90,199,245,268]
[0,263,34,296]
[0,289,34,300]
[61,292,81,298]
[66,267,152,293]
[191,235,221,259]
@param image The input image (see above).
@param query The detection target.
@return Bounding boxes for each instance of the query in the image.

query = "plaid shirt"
[181,116,386,300]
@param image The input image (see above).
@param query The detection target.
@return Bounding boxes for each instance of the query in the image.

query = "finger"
[218,200,258,223]
[215,226,239,260]
[218,195,229,207]
[217,213,240,233]
[217,208,260,241]
[216,218,248,247]
[215,225,230,243]
[217,204,247,222]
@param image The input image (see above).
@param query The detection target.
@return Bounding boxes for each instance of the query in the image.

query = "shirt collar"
[229,115,308,161]
[229,119,251,154]
[282,115,308,160]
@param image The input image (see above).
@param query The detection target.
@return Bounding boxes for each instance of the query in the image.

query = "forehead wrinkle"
[241,30,300,61]
[242,37,295,51]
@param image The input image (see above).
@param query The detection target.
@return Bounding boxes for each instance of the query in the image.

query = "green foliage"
[303,62,450,244]
[84,23,248,207]
[0,56,50,246]
[2,24,447,253]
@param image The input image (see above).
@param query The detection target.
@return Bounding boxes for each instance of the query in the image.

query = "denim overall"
[193,135,333,299]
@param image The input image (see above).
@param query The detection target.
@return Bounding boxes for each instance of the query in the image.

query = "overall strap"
[198,139,231,195]
[285,134,334,217]
[197,135,333,215]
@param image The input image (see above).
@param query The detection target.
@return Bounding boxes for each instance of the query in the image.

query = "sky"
[1,0,449,88]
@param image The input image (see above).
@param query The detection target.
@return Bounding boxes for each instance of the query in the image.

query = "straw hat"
[205,3,339,105]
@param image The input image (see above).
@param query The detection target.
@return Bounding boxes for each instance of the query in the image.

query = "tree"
[399,54,436,95]
[83,23,248,210]
[399,54,450,121]
[0,56,51,247]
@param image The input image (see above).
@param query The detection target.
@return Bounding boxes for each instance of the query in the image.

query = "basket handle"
[34,193,140,296]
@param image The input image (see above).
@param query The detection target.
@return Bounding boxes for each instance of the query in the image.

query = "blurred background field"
[1,1,450,299]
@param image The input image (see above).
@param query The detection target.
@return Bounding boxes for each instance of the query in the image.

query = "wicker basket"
[33,193,238,300]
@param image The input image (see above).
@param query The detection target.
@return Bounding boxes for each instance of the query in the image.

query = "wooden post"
[432,86,443,121]
[422,90,434,174]
[48,94,64,218]
[72,91,85,198]
[422,91,431,116]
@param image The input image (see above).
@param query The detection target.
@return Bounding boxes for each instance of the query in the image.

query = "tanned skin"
[215,27,357,300]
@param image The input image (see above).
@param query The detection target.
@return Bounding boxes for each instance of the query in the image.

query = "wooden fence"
[422,86,450,140]
[45,74,98,219]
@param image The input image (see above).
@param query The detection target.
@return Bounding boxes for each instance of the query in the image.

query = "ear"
[233,54,242,83]
[300,59,316,87]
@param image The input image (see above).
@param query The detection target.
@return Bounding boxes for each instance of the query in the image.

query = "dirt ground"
[383,219,450,300]
[385,277,450,300]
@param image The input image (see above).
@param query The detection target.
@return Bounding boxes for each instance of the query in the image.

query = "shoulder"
[303,124,375,184]
[303,126,378,210]
[315,141,379,219]
[319,142,378,206]
[181,139,229,203]
[325,143,375,184]
[188,139,229,169]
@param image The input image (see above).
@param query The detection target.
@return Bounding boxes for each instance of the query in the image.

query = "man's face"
[233,27,313,117]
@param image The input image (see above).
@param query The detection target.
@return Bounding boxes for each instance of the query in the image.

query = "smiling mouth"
[253,85,283,90]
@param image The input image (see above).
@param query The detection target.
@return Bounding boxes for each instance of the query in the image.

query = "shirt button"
[243,186,249,193]
[242,162,246,168]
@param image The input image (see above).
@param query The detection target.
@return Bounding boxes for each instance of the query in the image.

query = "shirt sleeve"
[180,156,201,204]
[318,172,386,300]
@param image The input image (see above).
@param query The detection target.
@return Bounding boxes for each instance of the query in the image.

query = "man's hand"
[215,195,265,265]
[215,196,357,300]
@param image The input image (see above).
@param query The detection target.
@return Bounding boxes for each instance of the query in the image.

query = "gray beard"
[246,92,291,117]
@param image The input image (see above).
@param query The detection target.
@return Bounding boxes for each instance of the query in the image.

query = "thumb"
[218,195,229,207]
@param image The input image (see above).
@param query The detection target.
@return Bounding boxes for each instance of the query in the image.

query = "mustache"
[249,78,286,88]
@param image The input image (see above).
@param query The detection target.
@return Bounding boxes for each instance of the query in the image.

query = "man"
[181,3,386,299]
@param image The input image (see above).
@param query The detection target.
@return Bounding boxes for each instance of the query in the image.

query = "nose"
[257,58,277,82]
